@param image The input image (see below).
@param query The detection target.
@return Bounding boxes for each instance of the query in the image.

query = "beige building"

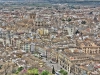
[55,46,100,75]
[82,46,100,54]
[58,50,90,74]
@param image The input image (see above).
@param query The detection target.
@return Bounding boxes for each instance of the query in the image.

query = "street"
[37,47,73,75]
[42,58,61,72]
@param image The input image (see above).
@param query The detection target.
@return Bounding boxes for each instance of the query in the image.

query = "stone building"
[56,47,100,75]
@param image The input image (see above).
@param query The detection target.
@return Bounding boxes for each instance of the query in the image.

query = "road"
[42,58,61,72]
[37,47,73,75]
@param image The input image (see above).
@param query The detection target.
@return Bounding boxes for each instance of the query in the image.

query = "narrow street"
[37,47,61,71]
[42,58,61,72]
[37,47,73,75]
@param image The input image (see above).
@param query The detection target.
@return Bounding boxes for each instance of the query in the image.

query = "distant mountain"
[0,0,100,3]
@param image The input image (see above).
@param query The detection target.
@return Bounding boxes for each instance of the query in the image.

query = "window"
[84,50,86,53]
[71,29,73,32]
[90,51,92,54]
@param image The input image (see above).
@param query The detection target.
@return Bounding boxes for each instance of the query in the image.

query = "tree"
[27,68,39,75]
[62,19,65,21]
[0,65,2,69]
[41,70,49,75]
[63,71,68,75]
[33,68,38,75]
[81,21,86,24]
[18,67,24,72]
[52,66,55,74]
[59,69,68,75]
[59,69,64,74]
[67,18,72,22]
[75,30,80,34]
[89,11,93,15]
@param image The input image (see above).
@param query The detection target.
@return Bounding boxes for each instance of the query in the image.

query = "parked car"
[55,72,60,75]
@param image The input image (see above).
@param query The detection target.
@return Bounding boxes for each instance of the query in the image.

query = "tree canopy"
[59,69,68,75]
[41,70,49,75]
[81,21,86,24]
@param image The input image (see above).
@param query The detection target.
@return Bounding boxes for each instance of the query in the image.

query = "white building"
[64,25,75,36]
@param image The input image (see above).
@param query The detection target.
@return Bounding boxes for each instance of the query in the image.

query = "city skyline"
[0,1,100,75]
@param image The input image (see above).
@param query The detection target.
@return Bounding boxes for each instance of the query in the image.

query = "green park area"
[12,66,68,75]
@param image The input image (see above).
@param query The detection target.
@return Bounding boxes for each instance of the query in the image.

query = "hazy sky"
[0,0,100,1]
